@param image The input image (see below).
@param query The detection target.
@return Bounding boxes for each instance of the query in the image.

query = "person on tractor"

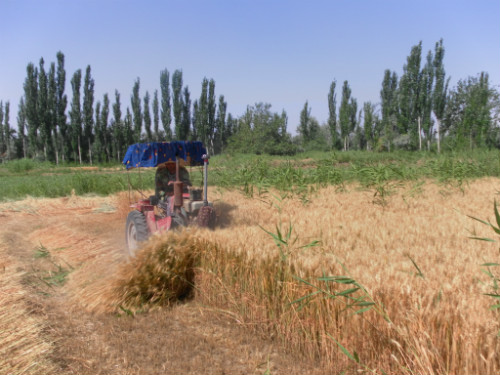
[155,161,192,199]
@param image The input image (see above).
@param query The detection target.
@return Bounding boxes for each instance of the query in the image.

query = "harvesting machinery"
[122,141,216,256]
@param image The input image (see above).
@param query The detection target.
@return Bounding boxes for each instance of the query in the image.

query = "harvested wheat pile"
[98,232,202,313]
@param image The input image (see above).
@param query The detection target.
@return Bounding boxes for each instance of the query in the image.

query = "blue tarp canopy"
[122,141,206,169]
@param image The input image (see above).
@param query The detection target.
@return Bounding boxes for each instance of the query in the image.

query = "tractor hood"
[122,141,207,169]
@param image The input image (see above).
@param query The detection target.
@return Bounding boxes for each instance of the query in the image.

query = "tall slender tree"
[432,39,449,153]
[160,69,172,140]
[38,58,50,159]
[143,91,152,141]
[380,70,398,151]
[298,101,311,142]
[339,80,352,151]
[172,70,183,139]
[399,41,423,148]
[363,102,376,150]
[194,78,209,145]
[17,98,27,158]
[152,90,160,141]
[131,78,142,143]
[93,101,102,161]
[70,69,83,163]
[215,94,227,153]
[112,90,123,160]
[24,63,39,157]
[83,65,95,163]
[419,51,434,150]
[101,93,110,160]
[180,86,191,140]
[3,102,11,159]
[328,80,337,149]
[48,62,58,163]
[56,52,68,161]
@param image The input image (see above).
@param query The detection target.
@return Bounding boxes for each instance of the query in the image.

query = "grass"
[2,150,499,202]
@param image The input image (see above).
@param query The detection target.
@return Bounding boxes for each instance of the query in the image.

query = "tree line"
[297,39,499,153]
[0,39,499,164]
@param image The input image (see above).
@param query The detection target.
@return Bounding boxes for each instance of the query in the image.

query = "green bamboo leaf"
[353,306,373,315]
[337,287,360,296]
[494,200,500,228]
[468,215,491,226]
[484,293,500,299]
[469,236,496,242]
[299,240,320,249]
[481,263,500,267]
[489,303,500,310]
[327,334,359,363]
[290,290,321,305]
[317,276,355,284]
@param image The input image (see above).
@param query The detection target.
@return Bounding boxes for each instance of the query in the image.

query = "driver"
[155,161,192,199]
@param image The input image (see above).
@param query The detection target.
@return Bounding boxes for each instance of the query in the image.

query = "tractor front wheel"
[125,210,150,257]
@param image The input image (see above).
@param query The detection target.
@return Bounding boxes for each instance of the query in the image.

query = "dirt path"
[0,195,324,375]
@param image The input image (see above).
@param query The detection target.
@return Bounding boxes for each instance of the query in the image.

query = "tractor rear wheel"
[125,210,149,257]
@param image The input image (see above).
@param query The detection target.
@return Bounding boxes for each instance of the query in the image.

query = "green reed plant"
[469,200,500,324]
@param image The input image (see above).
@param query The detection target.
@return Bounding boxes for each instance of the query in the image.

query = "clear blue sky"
[1,0,499,135]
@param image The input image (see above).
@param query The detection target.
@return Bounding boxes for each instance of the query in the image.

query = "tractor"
[122,141,216,256]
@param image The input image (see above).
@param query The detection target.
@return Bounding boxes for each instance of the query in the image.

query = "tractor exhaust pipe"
[196,154,216,228]
[202,154,209,206]
[173,158,183,207]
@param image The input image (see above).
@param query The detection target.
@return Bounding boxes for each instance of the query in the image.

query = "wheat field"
[2,178,500,374]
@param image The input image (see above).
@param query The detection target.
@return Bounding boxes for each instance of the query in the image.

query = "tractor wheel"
[197,206,216,229]
[125,210,150,257]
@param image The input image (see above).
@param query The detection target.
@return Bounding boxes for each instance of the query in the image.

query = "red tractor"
[122,141,216,256]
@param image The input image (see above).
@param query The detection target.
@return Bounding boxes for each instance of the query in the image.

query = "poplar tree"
[101,93,110,160]
[70,69,83,163]
[380,70,398,151]
[432,39,449,153]
[399,41,423,148]
[420,51,434,150]
[83,65,95,163]
[24,63,39,157]
[93,101,102,161]
[152,90,160,141]
[298,101,311,142]
[328,80,337,149]
[215,94,227,153]
[194,78,209,145]
[48,62,58,162]
[124,108,134,147]
[112,90,123,160]
[180,86,191,140]
[143,91,152,141]
[160,69,172,140]
[3,102,10,159]
[339,80,352,151]
[17,98,27,158]
[131,78,142,143]
[56,52,68,161]
[38,58,50,159]
[172,70,183,139]
[363,102,376,150]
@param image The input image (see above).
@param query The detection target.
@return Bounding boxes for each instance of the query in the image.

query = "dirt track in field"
[0,193,323,375]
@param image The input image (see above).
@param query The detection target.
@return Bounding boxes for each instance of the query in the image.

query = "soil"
[0,195,325,375]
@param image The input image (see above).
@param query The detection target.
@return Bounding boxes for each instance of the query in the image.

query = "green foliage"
[227,103,296,156]
[469,200,500,334]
